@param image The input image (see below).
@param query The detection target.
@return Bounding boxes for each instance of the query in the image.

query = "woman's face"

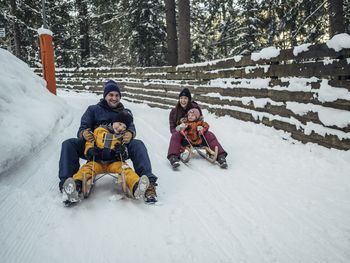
[179,96,189,108]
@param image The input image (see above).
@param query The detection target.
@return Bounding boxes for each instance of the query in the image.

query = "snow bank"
[251,46,280,61]
[209,78,271,89]
[37,26,53,36]
[326,33,350,51]
[286,102,350,128]
[176,55,243,69]
[293,43,312,56]
[318,79,350,102]
[0,48,68,174]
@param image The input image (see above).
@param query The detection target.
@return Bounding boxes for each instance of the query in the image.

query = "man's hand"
[122,131,133,144]
[82,128,95,142]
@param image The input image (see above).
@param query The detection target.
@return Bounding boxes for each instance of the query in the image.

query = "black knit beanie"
[112,112,133,128]
[179,88,192,101]
[103,80,121,98]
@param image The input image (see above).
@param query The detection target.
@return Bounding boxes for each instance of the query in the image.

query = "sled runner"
[180,145,218,163]
[63,134,153,206]
[180,132,219,164]
[63,170,132,207]
[63,171,149,207]
[83,168,133,199]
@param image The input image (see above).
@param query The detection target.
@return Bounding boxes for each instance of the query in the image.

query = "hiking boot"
[133,175,150,199]
[144,182,158,204]
[62,178,82,204]
[217,154,228,169]
[169,155,180,169]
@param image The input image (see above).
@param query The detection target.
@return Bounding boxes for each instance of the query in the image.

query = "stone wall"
[35,43,350,150]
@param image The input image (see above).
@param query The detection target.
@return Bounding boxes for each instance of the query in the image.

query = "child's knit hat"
[188,108,200,119]
[112,112,133,128]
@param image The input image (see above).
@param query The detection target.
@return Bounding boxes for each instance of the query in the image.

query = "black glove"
[114,144,128,160]
[114,144,126,155]
[86,147,101,160]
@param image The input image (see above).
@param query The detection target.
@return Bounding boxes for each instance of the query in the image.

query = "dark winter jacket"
[169,101,202,133]
[77,99,136,139]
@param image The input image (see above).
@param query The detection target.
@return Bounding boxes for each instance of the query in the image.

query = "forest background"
[1,0,349,68]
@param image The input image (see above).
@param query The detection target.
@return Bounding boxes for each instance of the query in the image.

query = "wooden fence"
[34,43,350,150]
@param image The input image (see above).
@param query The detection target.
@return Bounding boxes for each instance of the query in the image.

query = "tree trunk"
[165,0,178,66]
[9,0,22,59]
[329,0,345,37]
[178,0,191,64]
[77,0,90,64]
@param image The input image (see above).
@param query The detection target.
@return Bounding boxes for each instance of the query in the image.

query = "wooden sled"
[81,165,132,199]
[180,145,218,164]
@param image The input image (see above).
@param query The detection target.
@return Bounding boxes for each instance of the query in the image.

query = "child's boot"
[133,175,150,200]
[62,178,82,206]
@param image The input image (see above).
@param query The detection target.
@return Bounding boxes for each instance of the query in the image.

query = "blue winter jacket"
[77,99,136,138]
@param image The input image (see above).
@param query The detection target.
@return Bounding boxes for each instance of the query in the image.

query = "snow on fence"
[34,42,350,150]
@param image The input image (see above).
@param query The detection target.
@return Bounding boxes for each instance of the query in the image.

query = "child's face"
[187,111,197,122]
[112,122,127,133]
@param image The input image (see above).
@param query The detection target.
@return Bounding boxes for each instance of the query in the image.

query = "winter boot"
[133,175,150,200]
[144,181,158,204]
[62,178,82,206]
[180,147,191,163]
[217,154,228,169]
[169,155,180,169]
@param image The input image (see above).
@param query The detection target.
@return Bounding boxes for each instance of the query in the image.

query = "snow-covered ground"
[1,48,350,263]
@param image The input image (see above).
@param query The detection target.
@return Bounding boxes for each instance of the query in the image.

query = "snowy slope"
[0,89,349,263]
[1,49,350,263]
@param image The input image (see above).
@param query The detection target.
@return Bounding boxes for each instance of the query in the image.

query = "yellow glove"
[122,131,133,144]
[82,128,95,142]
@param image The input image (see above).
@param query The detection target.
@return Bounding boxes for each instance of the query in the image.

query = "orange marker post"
[38,27,56,95]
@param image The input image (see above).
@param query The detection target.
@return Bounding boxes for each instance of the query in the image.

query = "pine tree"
[234,0,264,54]
[191,0,213,61]
[260,0,279,46]
[261,0,328,48]
[214,1,241,58]
[46,0,78,67]
[127,0,166,66]
[1,0,42,64]
[345,0,350,33]
[191,0,233,61]
[301,0,328,44]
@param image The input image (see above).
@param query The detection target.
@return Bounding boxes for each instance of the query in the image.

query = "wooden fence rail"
[34,42,350,150]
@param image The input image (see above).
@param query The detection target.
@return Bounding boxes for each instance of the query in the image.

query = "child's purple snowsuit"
[167,102,227,159]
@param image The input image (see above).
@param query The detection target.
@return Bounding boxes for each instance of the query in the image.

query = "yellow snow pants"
[72,161,140,193]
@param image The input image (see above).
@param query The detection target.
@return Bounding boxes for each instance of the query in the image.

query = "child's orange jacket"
[184,120,209,145]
